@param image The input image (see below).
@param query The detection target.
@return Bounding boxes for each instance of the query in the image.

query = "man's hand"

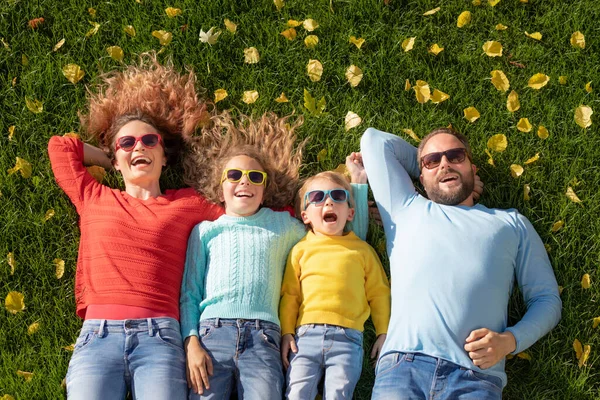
[472,174,484,202]
[281,333,298,370]
[370,334,387,361]
[464,328,516,369]
[184,336,214,394]
[368,201,382,226]
[346,152,367,184]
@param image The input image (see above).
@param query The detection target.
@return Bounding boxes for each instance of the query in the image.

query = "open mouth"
[131,156,151,166]
[323,211,338,223]
[235,191,253,198]
[439,174,459,183]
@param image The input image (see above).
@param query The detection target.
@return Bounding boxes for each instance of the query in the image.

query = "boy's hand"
[184,336,214,394]
[281,333,298,370]
[346,152,367,184]
[473,174,484,202]
[370,334,387,361]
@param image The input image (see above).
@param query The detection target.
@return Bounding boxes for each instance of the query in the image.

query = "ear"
[471,163,477,175]
[112,158,120,172]
[300,210,311,225]
[346,207,355,222]
[419,174,424,186]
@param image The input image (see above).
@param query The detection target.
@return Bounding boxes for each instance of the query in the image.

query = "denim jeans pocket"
[198,325,215,340]
[74,331,98,352]
[465,369,503,392]
[375,352,404,377]
[260,327,281,351]
[295,324,311,337]
[341,327,363,346]
[156,326,184,351]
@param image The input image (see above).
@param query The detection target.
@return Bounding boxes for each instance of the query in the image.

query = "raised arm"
[82,142,113,170]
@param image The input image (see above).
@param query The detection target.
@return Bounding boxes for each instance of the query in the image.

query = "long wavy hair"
[79,52,211,165]
[183,112,306,209]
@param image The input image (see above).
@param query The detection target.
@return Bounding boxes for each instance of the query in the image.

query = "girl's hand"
[346,152,367,184]
[281,333,298,370]
[184,336,214,394]
[370,334,387,362]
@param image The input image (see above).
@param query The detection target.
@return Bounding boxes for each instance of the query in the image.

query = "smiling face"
[112,120,166,187]
[419,133,476,206]
[220,155,266,217]
[300,177,355,237]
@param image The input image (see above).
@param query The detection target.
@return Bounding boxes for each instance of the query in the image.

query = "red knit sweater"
[48,136,224,320]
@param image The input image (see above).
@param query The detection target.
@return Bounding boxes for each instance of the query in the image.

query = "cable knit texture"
[280,231,391,336]
[48,136,223,319]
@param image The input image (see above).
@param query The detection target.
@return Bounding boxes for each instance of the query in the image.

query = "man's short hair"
[417,127,473,164]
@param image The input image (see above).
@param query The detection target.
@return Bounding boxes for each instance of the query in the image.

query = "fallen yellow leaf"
[581,273,591,289]
[7,157,32,178]
[566,187,582,203]
[274,0,284,11]
[53,38,65,51]
[317,148,327,162]
[487,134,507,152]
[345,65,363,87]
[5,291,25,314]
[537,126,549,139]
[275,92,289,103]
[574,105,593,128]
[165,7,181,17]
[510,164,524,178]
[423,7,440,16]
[574,339,583,359]
[152,30,172,46]
[199,27,221,45]
[1,394,15,400]
[528,73,550,89]
[402,37,416,52]
[404,79,411,91]
[488,0,500,6]
[457,11,471,28]
[25,97,43,114]
[585,81,592,93]
[463,106,480,122]
[63,344,75,352]
[242,90,259,104]
[54,258,65,279]
[525,31,542,41]
[559,76,567,85]
[428,44,444,55]
[490,70,510,92]
[524,153,539,165]
[281,28,297,41]
[593,317,600,329]
[551,220,564,232]
[345,111,362,131]
[517,352,532,360]
[86,166,106,183]
[16,370,33,381]
[63,132,80,139]
[402,129,421,143]
[482,41,502,57]
[43,209,55,222]
[244,47,260,63]
[414,80,431,104]
[307,59,323,82]
[7,252,16,275]
[495,24,508,31]
[304,35,319,48]
[287,20,301,27]
[85,21,100,38]
[88,7,96,17]
[473,0,481,5]
[517,118,532,132]
[224,19,237,34]
[8,125,15,141]
[106,46,124,62]
[28,321,40,335]
[124,25,136,37]
[303,19,319,32]
[304,89,326,116]
[523,184,530,201]
[580,345,591,367]
[214,89,228,103]
[570,31,585,49]
[349,36,365,49]
[62,64,85,84]
[431,89,449,104]
[507,90,520,112]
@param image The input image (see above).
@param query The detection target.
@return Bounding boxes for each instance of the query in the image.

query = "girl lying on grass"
[179,112,369,399]
[48,54,223,399]
[280,169,391,400]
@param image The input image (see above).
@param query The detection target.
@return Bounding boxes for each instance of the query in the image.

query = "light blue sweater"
[361,128,561,387]
[180,184,368,339]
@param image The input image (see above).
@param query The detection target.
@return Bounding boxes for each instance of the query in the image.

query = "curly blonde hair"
[183,112,306,209]
[79,52,211,164]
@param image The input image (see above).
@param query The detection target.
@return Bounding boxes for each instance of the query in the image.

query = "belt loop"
[405,353,414,362]
[98,319,106,338]
[147,318,154,336]
[215,317,220,327]
[255,319,260,330]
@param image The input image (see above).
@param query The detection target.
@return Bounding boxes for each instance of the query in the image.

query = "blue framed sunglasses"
[303,189,350,210]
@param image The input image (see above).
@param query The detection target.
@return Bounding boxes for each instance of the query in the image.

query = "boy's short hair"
[296,171,354,217]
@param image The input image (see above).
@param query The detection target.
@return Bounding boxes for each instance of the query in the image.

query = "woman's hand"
[281,333,298,370]
[184,336,214,394]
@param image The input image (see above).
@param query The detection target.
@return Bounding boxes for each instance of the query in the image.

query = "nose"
[238,174,251,185]
[323,194,334,207]
[438,154,451,169]
[132,138,145,152]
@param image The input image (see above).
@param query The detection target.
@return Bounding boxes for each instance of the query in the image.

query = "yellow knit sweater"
[280,231,391,336]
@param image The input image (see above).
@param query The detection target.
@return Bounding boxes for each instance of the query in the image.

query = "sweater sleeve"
[347,183,368,241]
[180,224,208,339]
[360,128,420,228]
[363,245,391,336]
[505,213,562,354]
[279,247,303,336]
[48,136,105,214]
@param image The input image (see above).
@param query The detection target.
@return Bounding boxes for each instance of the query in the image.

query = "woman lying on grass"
[48,54,224,399]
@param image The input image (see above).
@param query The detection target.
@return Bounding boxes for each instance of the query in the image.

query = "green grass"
[1,0,599,398]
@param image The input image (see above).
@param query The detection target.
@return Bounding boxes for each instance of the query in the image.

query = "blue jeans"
[191,318,284,400]
[371,352,503,400]
[66,318,187,400]
[285,324,364,400]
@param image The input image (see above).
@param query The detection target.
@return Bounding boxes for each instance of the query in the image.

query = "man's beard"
[424,168,475,205]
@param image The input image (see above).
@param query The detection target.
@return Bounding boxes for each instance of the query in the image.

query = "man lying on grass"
[361,127,561,399]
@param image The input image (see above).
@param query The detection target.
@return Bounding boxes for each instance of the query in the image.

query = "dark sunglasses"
[115,133,163,152]
[221,168,267,186]
[420,147,469,170]
[304,189,350,210]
